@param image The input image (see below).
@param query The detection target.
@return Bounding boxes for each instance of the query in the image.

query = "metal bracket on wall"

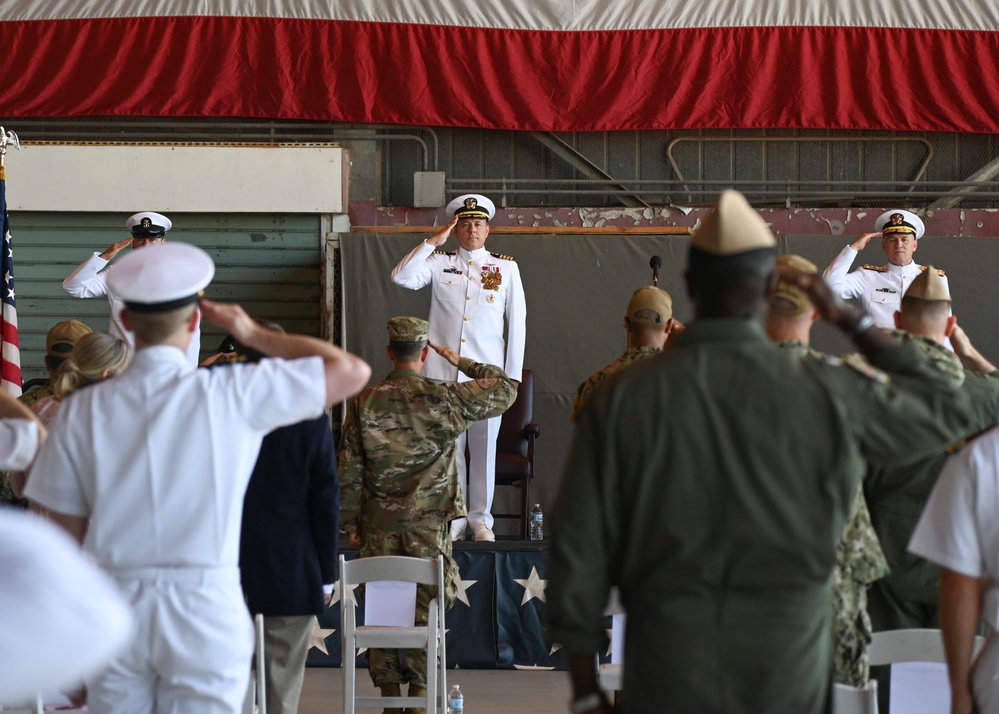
[528,132,649,208]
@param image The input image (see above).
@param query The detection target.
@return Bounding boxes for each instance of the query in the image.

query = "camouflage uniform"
[338,355,516,688]
[18,383,55,410]
[571,346,660,420]
[776,340,890,687]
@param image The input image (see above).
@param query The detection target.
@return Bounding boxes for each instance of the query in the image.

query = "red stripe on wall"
[1,16,997,132]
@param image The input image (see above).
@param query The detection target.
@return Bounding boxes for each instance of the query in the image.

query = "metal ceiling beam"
[930,153,999,208]
[528,132,648,208]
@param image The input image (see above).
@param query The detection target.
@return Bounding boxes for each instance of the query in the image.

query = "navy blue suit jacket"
[240,413,339,617]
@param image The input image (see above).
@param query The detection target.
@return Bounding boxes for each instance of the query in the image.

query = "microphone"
[650,255,662,286]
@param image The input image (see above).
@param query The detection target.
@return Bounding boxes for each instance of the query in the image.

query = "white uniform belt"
[109,565,240,586]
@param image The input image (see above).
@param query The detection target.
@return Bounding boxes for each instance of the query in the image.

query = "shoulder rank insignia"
[433,250,456,256]
[861,264,887,272]
[489,251,515,261]
[841,352,890,384]
[918,265,947,276]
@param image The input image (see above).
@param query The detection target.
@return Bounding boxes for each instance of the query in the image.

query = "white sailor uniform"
[822,244,950,330]
[25,347,326,714]
[909,428,999,711]
[63,254,202,367]
[391,240,527,531]
[0,417,40,471]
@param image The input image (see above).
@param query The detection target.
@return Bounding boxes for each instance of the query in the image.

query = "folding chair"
[833,680,878,714]
[869,628,986,713]
[245,613,267,714]
[597,588,625,698]
[339,554,447,714]
[868,628,985,666]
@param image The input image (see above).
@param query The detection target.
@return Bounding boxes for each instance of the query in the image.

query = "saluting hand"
[426,217,458,247]
[849,232,880,252]
[776,264,853,328]
[99,237,134,261]
[199,299,258,345]
[429,341,461,367]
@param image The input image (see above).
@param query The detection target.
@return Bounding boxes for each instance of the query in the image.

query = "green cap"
[388,316,429,342]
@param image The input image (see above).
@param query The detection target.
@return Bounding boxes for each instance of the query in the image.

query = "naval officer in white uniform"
[823,209,950,331]
[391,194,527,542]
[27,242,371,714]
[63,211,202,367]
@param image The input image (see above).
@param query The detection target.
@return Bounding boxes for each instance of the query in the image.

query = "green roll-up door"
[10,212,323,382]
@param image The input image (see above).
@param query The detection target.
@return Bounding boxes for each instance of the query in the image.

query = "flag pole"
[0,127,20,169]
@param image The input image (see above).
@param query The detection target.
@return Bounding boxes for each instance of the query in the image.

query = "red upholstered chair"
[492,369,540,539]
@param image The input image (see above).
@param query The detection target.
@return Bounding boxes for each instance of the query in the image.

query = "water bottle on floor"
[529,504,544,541]
[447,684,464,713]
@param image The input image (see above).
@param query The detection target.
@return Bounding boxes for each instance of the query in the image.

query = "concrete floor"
[299,667,572,714]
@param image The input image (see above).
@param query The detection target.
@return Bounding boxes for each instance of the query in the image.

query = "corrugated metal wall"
[11,211,323,381]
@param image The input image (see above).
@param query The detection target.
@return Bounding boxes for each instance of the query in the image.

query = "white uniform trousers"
[90,567,253,714]
[452,415,501,532]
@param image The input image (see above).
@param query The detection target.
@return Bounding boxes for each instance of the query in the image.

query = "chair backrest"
[496,369,533,458]
[832,681,878,714]
[868,629,986,666]
[340,555,441,588]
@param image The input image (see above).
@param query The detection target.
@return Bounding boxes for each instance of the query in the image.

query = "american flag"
[1,165,21,397]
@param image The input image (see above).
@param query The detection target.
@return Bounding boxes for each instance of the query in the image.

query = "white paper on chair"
[365,580,417,627]
[611,613,626,664]
[889,661,950,714]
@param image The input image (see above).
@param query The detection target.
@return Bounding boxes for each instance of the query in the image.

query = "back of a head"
[54,332,131,397]
[45,320,93,374]
[627,286,673,339]
[387,316,429,364]
[688,191,777,318]
[900,266,951,339]
[766,254,818,341]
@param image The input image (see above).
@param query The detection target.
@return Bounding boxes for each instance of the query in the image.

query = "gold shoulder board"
[916,266,947,276]
[490,251,515,261]
[861,264,887,273]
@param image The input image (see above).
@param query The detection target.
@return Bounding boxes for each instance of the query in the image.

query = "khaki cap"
[770,255,818,316]
[905,266,950,302]
[46,320,93,358]
[388,316,429,342]
[627,286,673,326]
[691,190,777,256]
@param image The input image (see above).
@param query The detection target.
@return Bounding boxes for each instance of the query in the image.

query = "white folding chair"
[868,628,985,666]
[0,693,43,713]
[339,554,447,714]
[869,628,986,713]
[247,613,267,714]
[833,680,878,714]
[597,587,625,696]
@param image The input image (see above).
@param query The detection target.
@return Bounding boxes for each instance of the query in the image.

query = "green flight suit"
[548,319,974,714]
[572,346,660,421]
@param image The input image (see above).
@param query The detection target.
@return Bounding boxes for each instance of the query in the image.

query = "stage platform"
[307,539,588,671]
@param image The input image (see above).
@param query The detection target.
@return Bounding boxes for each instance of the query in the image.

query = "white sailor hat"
[107,242,214,313]
[126,211,172,238]
[874,210,925,240]
[446,194,495,221]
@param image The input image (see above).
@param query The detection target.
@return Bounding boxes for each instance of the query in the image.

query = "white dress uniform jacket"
[909,428,999,710]
[25,347,326,714]
[391,240,526,381]
[63,254,202,366]
[0,417,39,470]
[823,244,949,330]
[0,509,132,703]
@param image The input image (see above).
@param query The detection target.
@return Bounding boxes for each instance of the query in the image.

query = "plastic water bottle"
[447,684,463,714]
[529,504,544,541]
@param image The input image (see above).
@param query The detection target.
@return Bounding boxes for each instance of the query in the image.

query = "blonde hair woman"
[11,332,129,498]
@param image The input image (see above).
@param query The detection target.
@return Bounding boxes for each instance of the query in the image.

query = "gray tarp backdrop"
[341,231,998,536]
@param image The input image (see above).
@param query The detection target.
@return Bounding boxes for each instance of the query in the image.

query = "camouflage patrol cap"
[626,286,673,326]
[770,254,819,316]
[691,190,777,256]
[388,316,429,342]
[904,266,950,302]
